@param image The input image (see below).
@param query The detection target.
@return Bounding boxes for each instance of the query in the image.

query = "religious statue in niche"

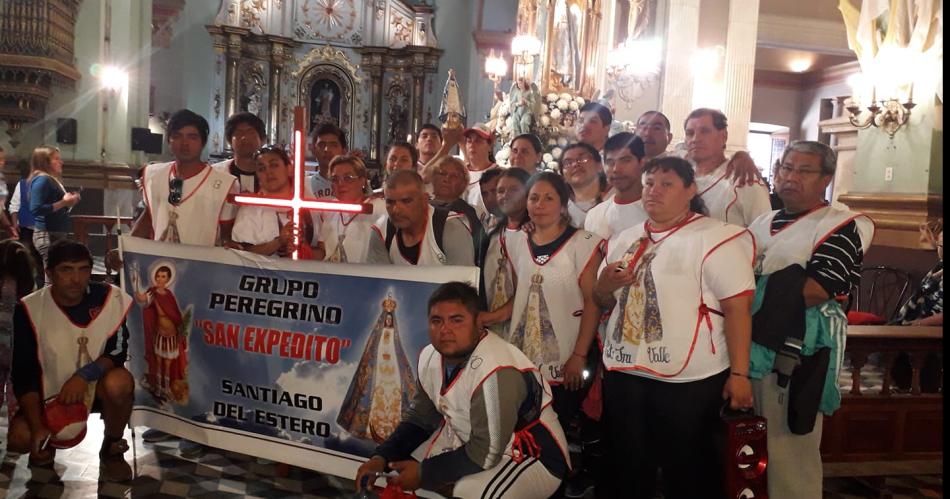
[310,79,342,128]
[240,65,266,117]
[509,76,541,136]
[386,78,409,145]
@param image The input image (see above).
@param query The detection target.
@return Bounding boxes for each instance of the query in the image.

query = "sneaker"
[178,439,205,459]
[99,439,133,482]
[141,428,173,443]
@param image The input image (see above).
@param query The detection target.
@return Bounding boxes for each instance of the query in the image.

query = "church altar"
[203,0,442,166]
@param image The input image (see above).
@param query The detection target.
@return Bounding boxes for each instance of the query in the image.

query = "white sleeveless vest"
[143,161,236,246]
[695,160,770,227]
[747,205,875,276]
[20,285,132,399]
[506,229,603,383]
[414,333,569,464]
[483,227,518,337]
[376,205,451,266]
[601,216,754,381]
[319,197,386,263]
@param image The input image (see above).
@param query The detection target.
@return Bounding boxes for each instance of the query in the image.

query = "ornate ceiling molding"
[291,44,363,83]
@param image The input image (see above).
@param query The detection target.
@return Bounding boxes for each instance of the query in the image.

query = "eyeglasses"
[330,174,361,184]
[778,165,825,177]
[168,177,183,206]
[562,157,594,168]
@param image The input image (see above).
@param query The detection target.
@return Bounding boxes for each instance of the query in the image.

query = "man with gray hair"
[744,140,874,499]
[367,170,475,266]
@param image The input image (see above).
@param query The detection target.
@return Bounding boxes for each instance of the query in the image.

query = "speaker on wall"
[56,118,77,144]
[131,127,164,154]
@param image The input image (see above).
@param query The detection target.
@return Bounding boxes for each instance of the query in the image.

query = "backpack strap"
[384,207,449,255]
[431,207,449,254]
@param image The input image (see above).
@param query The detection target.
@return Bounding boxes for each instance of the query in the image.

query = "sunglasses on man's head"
[168,177,184,206]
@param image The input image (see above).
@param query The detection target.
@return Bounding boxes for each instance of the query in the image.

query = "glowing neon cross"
[230,106,372,259]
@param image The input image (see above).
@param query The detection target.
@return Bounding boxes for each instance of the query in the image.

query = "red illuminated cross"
[230,106,372,259]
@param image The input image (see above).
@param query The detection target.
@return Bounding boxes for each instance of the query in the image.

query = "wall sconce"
[605,38,662,108]
[845,79,915,138]
[485,50,508,95]
[510,34,541,78]
[96,64,128,93]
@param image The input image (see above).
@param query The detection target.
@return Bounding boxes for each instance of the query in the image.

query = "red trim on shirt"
[811,214,872,253]
[721,289,754,301]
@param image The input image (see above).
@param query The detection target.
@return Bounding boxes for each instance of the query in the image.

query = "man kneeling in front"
[355,282,569,498]
[9,240,134,481]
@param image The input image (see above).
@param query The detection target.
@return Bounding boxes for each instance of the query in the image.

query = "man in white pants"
[355,282,569,499]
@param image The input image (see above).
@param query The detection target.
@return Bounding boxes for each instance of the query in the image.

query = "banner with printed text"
[121,236,479,482]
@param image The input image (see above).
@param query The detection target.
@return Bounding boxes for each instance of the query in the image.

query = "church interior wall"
[750,84,802,141]
[150,1,219,155]
[11,0,106,162]
[798,76,851,141]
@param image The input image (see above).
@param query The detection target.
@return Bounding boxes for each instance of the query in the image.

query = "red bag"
[378,483,417,499]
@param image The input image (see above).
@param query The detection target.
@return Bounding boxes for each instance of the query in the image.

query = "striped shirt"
[771,210,864,297]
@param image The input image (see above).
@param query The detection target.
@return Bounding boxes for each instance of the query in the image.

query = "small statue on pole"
[439,68,466,129]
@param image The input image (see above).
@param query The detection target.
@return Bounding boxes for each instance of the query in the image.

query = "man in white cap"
[9,240,134,482]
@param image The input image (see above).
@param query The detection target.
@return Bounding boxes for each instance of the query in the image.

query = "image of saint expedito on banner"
[337,292,416,443]
[130,260,193,405]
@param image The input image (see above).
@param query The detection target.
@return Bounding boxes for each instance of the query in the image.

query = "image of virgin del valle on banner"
[119,236,478,479]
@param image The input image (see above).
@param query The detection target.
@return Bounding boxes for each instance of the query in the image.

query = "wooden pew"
[822,325,943,477]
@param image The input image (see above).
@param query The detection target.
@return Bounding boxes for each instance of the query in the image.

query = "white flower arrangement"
[496,145,511,162]
[546,161,559,170]
[486,86,590,168]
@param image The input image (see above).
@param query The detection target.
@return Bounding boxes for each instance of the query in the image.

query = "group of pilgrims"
[117,102,873,498]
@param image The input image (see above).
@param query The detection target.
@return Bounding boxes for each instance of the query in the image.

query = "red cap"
[42,397,89,449]
[462,125,492,141]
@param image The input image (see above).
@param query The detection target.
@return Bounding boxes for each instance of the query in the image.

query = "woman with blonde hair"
[29,146,80,268]
[315,155,384,263]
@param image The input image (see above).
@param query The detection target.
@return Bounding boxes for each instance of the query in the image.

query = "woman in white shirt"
[315,155,385,263]
[593,155,755,498]
[231,145,314,258]
[482,171,603,430]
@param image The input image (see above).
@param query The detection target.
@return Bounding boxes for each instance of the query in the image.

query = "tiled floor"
[0,416,941,498]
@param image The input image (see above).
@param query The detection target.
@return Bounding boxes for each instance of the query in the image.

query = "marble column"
[660,0,701,146]
[411,68,425,137]
[721,0,760,153]
[369,68,384,161]
[224,31,243,127]
[268,42,285,144]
